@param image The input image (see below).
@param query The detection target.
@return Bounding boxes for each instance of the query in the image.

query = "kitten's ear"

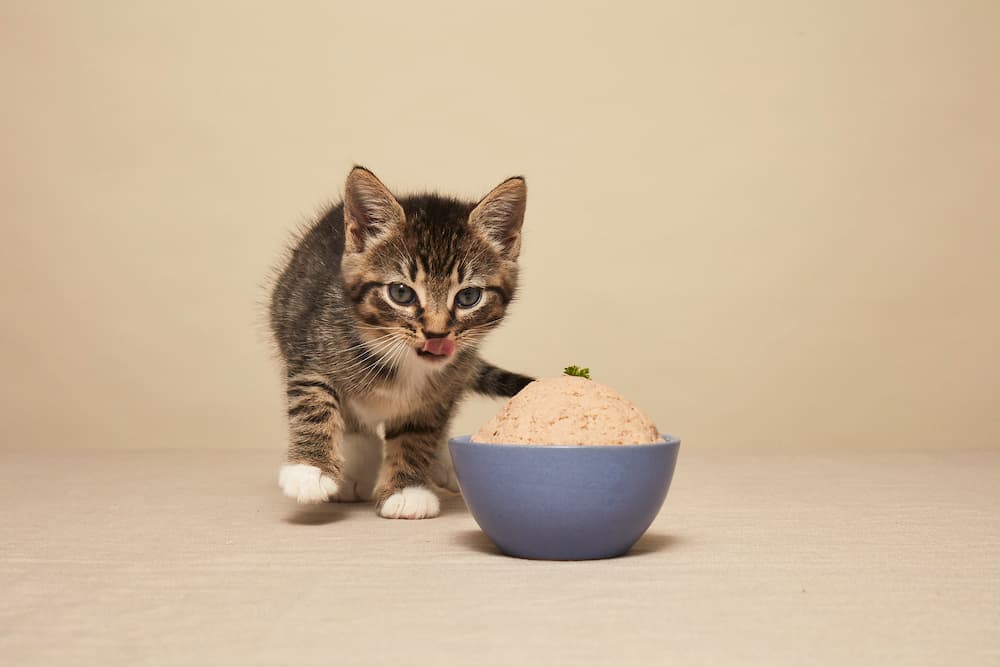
[343,166,405,253]
[469,177,527,260]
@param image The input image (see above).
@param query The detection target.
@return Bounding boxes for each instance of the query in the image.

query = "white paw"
[278,464,339,504]
[379,486,440,519]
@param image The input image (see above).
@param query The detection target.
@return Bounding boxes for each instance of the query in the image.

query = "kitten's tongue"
[422,338,456,357]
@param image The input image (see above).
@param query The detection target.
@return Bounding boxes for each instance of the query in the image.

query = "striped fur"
[474,363,534,397]
[269,167,533,517]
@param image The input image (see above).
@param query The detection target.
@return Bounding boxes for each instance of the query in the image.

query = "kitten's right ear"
[343,166,405,253]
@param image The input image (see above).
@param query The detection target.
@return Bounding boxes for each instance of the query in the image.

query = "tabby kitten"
[269,167,533,519]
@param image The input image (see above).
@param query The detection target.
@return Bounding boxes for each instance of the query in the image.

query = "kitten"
[269,167,534,519]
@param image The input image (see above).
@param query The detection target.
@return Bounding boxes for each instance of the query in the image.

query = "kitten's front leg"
[278,372,346,504]
[375,420,448,519]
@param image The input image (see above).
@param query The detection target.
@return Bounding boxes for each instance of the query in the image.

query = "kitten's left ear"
[343,166,405,253]
[469,176,527,261]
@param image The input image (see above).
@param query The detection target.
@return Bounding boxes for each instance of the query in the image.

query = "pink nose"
[422,338,456,357]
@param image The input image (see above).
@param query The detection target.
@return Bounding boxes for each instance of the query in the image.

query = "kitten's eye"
[387,283,416,305]
[455,287,483,309]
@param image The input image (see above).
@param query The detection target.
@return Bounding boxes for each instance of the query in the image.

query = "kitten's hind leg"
[278,372,345,504]
[331,431,383,502]
[375,420,447,519]
[430,438,460,494]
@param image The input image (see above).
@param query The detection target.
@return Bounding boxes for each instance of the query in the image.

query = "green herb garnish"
[564,365,591,380]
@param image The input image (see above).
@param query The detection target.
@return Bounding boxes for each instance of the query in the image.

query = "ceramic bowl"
[448,434,680,560]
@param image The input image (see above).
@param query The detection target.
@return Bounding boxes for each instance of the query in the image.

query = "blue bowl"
[448,435,680,560]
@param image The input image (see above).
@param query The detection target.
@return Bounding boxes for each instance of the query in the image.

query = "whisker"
[338,350,401,383]
[338,335,401,360]
[362,343,406,392]
[334,336,408,379]
[458,320,502,336]
[350,339,406,395]
[341,335,409,382]
[339,334,398,354]
[353,323,411,331]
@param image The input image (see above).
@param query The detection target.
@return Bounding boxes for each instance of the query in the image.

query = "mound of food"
[472,369,661,445]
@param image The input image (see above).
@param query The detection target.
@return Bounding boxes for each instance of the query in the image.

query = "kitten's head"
[340,167,526,368]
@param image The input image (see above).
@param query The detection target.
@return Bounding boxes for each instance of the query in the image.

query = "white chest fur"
[344,354,438,430]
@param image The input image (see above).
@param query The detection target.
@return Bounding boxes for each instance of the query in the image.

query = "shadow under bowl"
[448,434,680,561]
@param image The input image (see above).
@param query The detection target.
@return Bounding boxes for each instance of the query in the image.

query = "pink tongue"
[423,338,456,356]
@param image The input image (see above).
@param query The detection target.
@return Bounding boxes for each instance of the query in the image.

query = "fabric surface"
[2,448,997,666]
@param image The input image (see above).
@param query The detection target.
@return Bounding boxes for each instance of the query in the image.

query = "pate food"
[472,375,661,445]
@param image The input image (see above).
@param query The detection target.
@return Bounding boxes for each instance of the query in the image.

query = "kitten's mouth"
[417,338,456,360]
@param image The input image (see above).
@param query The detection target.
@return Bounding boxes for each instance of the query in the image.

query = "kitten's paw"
[278,464,339,504]
[327,475,373,503]
[378,486,440,519]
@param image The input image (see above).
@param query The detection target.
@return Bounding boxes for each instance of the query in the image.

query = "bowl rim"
[449,433,681,451]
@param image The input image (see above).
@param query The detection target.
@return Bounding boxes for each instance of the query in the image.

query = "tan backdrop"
[3,1,998,451]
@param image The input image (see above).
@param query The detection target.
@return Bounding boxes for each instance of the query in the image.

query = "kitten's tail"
[473,362,534,398]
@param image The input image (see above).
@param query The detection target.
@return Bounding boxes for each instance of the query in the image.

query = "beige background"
[2,1,998,451]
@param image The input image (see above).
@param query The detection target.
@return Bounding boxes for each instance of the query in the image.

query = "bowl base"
[494,541,636,561]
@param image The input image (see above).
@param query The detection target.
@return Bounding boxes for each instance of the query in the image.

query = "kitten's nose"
[423,330,451,339]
